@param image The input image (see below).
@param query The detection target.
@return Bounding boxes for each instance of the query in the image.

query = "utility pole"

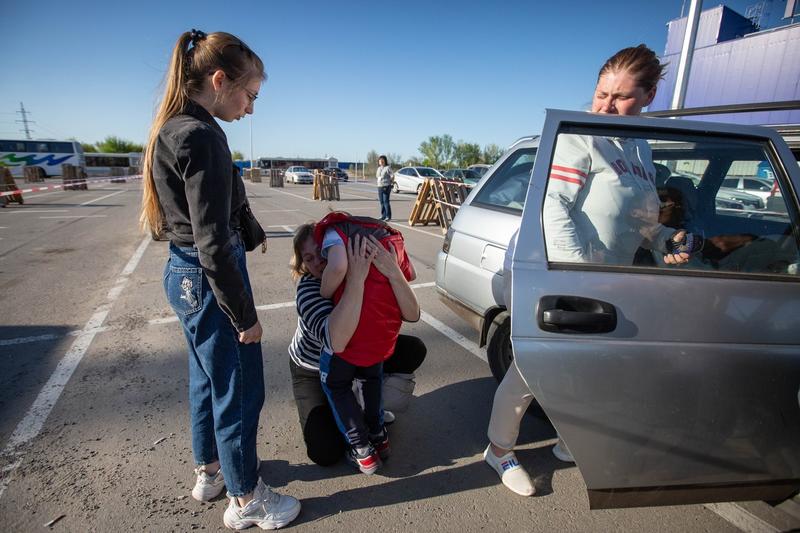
[671,0,703,110]
[16,102,34,140]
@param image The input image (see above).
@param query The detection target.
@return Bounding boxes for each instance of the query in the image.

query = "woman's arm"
[368,235,420,322]
[328,235,377,352]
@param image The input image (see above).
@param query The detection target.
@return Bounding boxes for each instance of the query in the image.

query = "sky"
[0,0,774,163]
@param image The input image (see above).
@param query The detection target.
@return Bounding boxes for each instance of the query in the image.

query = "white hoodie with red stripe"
[543,134,675,264]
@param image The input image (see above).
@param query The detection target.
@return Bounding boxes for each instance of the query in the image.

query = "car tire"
[487,315,513,383]
[416,183,422,194]
[486,314,548,419]
[393,182,399,193]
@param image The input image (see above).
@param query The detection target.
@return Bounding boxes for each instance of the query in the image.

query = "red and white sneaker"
[347,445,381,475]
[369,428,390,461]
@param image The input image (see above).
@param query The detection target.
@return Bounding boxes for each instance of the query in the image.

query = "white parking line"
[6,210,70,214]
[79,189,126,206]
[391,222,445,239]
[704,503,779,533]
[259,209,299,213]
[0,236,150,500]
[147,282,438,326]
[40,215,109,219]
[419,310,487,362]
[0,326,117,348]
[269,189,313,202]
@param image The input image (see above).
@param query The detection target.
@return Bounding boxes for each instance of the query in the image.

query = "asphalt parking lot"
[0,178,796,532]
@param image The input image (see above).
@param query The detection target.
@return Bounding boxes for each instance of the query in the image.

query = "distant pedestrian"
[139,29,300,530]
[376,155,393,221]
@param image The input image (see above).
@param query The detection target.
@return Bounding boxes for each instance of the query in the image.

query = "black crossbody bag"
[239,200,267,253]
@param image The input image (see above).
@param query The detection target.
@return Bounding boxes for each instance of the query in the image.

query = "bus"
[84,152,142,177]
[0,139,84,177]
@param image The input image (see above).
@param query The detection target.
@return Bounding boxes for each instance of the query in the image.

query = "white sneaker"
[483,445,535,496]
[384,410,396,425]
[192,466,225,502]
[223,478,301,530]
[552,438,575,463]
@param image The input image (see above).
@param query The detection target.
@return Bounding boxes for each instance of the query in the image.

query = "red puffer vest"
[313,212,414,366]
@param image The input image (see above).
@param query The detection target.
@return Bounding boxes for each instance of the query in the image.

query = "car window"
[722,178,738,188]
[472,148,537,213]
[417,168,440,177]
[543,128,800,278]
[743,178,770,191]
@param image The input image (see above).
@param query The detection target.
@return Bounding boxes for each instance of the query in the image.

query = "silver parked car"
[284,166,314,184]
[437,110,800,508]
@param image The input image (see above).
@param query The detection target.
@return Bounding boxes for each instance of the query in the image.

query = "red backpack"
[313,212,414,366]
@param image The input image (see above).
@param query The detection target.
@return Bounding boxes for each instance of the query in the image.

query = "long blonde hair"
[140,30,266,236]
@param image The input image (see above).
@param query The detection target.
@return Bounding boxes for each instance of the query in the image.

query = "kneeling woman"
[288,223,426,466]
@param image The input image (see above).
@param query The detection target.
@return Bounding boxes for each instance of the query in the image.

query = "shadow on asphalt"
[261,378,572,524]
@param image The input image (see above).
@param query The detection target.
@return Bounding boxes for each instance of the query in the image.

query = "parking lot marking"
[0,326,116,348]
[40,215,109,219]
[5,210,70,214]
[391,222,445,239]
[259,209,300,213]
[419,310,487,362]
[704,503,779,533]
[0,235,150,500]
[79,189,127,206]
[270,188,314,202]
[147,283,437,326]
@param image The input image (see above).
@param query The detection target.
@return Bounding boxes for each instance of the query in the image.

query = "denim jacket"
[152,100,257,331]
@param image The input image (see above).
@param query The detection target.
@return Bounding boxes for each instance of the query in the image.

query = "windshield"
[417,168,440,177]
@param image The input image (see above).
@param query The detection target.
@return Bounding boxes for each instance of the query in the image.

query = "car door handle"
[538,295,617,334]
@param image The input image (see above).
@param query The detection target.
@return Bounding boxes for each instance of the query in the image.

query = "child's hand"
[346,235,376,286]
[367,235,402,280]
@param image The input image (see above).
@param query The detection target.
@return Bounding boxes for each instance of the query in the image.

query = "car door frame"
[511,109,800,509]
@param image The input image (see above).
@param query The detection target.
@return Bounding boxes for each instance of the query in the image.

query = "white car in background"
[285,166,314,184]
[393,166,443,194]
[721,176,774,203]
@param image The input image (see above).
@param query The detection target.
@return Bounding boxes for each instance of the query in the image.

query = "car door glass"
[472,148,537,213]
[542,128,800,277]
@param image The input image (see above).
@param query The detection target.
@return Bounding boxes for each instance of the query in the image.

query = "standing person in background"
[140,29,300,530]
[376,155,393,221]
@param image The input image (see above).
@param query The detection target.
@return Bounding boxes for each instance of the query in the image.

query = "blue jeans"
[378,186,392,220]
[319,351,384,448]
[163,238,264,496]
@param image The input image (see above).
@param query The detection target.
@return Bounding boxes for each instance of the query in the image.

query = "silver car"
[437,110,800,508]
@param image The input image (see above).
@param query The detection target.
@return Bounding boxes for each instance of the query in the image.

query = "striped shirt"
[288,274,334,371]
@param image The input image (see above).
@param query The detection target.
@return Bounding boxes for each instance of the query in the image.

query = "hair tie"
[189,29,207,47]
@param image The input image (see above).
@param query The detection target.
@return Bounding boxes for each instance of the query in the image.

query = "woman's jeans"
[378,186,392,220]
[163,238,264,496]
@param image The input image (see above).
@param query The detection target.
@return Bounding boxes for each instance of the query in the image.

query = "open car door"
[511,109,800,509]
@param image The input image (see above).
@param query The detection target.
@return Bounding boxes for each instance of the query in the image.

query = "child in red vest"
[314,212,414,474]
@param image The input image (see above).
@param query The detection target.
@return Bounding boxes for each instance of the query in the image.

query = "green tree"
[482,143,504,165]
[419,134,456,169]
[385,152,403,168]
[80,142,97,153]
[366,149,379,176]
[454,141,482,167]
[231,150,245,160]
[95,136,144,153]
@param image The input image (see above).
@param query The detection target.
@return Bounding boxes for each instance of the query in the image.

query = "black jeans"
[378,185,392,220]
[289,335,426,465]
